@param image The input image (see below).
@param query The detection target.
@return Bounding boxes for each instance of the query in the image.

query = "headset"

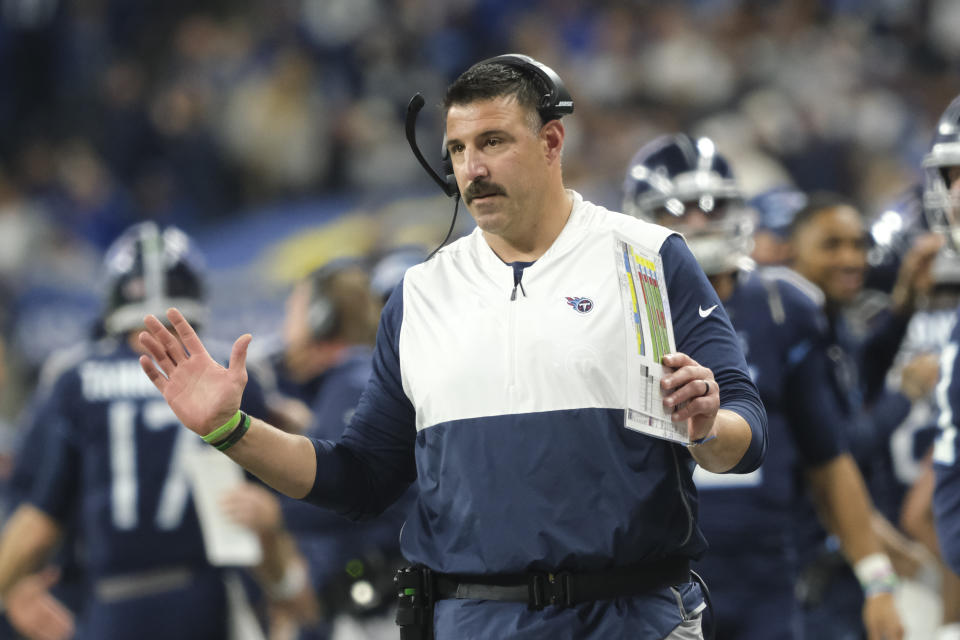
[304,258,365,341]
[404,54,574,257]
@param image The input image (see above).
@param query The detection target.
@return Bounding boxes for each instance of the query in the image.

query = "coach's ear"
[541,119,565,165]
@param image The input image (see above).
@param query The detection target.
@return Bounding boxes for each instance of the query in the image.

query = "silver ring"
[700,380,711,397]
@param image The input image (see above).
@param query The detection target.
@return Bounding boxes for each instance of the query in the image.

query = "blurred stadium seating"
[1,0,959,417]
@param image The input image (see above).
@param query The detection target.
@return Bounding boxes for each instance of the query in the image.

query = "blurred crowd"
[1,0,960,407]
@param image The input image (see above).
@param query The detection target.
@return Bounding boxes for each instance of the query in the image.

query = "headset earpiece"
[304,259,364,341]
[307,291,338,341]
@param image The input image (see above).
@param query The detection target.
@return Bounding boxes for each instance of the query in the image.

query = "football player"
[786,186,942,640]
[624,134,903,640]
[930,94,960,640]
[0,222,276,639]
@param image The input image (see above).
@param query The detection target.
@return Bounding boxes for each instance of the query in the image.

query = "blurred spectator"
[222,47,330,200]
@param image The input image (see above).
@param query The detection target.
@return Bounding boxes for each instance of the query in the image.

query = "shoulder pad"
[758,266,825,308]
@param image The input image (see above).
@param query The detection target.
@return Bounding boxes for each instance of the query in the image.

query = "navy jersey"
[694,269,844,549]
[301,193,766,638]
[693,269,845,640]
[0,347,91,639]
[933,305,960,573]
[792,297,912,558]
[791,284,912,640]
[8,344,93,511]
[825,307,911,469]
[872,308,957,525]
[29,337,267,579]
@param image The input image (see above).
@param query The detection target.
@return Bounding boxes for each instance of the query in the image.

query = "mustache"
[464,181,507,203]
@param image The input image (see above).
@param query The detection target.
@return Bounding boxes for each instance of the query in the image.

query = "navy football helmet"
[102,222,207,335]
[923,94,960,251]
[865,185,927,293]
[623,134,754,275]
[867,184,960,295]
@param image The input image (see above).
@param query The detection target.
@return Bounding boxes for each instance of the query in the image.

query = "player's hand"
[862,591,904,640]
[221,482,282,534]
[6,567,75,640]
[891,233,944,314]
[661,352,718,442]
[900,352,940,401]
[139,308,251,436]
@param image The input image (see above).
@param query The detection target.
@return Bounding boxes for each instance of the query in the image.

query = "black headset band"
[472,53,574,120]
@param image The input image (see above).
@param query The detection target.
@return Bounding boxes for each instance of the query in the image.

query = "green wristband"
[202,410,242,444]
[215,412,251,452]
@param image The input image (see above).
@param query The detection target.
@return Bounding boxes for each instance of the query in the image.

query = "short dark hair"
[443,62,547,130]
[788,191,861,239]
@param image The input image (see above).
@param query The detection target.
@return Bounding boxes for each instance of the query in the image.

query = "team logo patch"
[565,297,594,314]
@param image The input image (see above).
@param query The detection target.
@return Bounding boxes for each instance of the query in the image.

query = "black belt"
[433,557,690,610]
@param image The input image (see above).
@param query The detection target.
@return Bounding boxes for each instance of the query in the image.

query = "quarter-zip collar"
[473,189,588,297]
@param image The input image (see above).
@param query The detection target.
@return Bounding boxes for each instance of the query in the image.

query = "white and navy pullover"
[306,191,766,576]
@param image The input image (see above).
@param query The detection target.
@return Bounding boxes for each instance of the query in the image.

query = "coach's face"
[445,95,552,238]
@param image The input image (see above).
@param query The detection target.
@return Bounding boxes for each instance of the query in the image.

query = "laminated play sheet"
[185,446,263,567]
[614,232,688,445]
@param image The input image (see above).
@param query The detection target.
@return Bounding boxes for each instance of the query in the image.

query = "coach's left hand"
[661,352,718,443]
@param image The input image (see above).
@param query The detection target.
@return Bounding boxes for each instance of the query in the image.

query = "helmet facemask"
[102,222,208,335]
[623,134,754,276]
[923,96,960,255]
[652,197,755,276]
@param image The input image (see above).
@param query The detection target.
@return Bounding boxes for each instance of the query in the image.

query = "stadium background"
[1,0,960,453]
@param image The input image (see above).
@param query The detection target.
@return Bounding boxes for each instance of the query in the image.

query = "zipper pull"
[510,264,528,301]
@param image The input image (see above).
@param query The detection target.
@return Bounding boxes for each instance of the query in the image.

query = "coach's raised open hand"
[139,308,252,437]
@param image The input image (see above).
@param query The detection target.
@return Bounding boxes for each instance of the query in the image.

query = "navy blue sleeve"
[933,307,960,573]
[935,460,960,575]
[8,394,55,508]
[868,391,912,443]
[785,351,847,467]
[771,281,846,466]
[303,281,417,520]
[661,235,767,473]
[859,309,910,405]
[27,371,82,523]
